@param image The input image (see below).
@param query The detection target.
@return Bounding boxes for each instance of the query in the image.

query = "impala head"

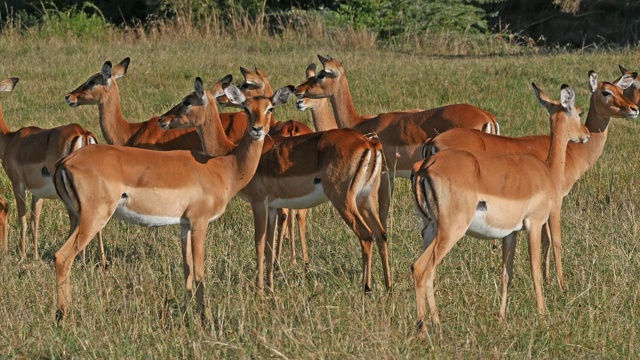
[65,57,130,107]
[295,63,326,111]
[158,75,231,130]
[617,65,640,105]
[589,70,640,119]
[294,55,344,100]
[0,77,18,93]
[217,66,273,108]
[225,83,294,139]
[533,83,590,144]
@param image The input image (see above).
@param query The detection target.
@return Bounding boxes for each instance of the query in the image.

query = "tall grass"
[0,9,639,359]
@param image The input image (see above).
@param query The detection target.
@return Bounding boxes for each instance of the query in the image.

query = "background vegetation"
[0,2,638,359]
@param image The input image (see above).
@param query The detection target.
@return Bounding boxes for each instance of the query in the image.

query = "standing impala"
[294,55,500,228]
[158,78,390,294]
[0,77,104,263]
[423,72,639,310]
[53,82,291,321]
[411,83,591,329]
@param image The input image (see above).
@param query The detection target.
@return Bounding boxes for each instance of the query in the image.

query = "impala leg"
[190,220,208,323]
[30,197,43,259]
[359,239,374,293]
[527,223,546,315]
[55,217,105,321]
[297,209,309,265]
[274,208,287,270]
[13,185,27,257]
[96,230,107,268]
[265,207,277,291]
[377,171,393,230]
[412,241,436,331]
[180,224,194,310]
[251,200,268,293]
[500,232,517,321]
[548,208,565,291]
[287,209,297,266]
[360,192,391,291]
[541,222,552,284]
[0,199,8,253]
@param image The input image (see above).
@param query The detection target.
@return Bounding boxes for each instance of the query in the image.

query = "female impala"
[294,55,500,228]
[411,83,591,329]
[53,83,291,321]
[617,64,640,104]
[0,77,104,263]
[158,78,390,294]
[424,72,639,311]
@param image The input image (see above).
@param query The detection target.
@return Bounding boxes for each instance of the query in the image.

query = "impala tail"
[53,162,81,217]
[481,109,500,135]
[411,167,439,250]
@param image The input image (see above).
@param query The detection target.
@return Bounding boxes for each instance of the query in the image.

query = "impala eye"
[88,79,96,86]
[601,90,612,97]
[267,107,274,113]
[317,73,325,80]
[241,83,250,89]
[182,99,191,107]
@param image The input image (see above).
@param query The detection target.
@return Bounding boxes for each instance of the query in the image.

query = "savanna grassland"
[0,29,639,359]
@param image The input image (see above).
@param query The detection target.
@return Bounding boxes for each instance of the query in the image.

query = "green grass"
[0,32,639,358]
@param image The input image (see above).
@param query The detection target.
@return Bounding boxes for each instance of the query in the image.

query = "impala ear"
[256,67,267,78]
[240,66,250,78]
[616,73,636,90]
[194,77,206,100]
[219,74,233,86]
[532,82,552,112]
[113,57,130,79]
[306,63,317,79]
[588,70,598,93]
[0,77,18,92]
[318,54,331,67]
[271,85,294,107]
[224,84,246,106]
[101,61,112,81]
[619,64,629,75]
[559,84,576,111]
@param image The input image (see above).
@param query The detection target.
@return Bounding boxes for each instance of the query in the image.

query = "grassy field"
[0,31,639,358]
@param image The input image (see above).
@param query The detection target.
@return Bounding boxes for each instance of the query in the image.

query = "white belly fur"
[466,209,523,239]
[113,204,220,227]
[29,181,58,200]
[269,183,328,209]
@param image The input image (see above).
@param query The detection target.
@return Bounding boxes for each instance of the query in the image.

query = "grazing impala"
[423,72,639,309]
[0,77,104,263]
[411,83,591,329]
[158,78,390,294]
[294,55,500,228]
[53,83,290,321]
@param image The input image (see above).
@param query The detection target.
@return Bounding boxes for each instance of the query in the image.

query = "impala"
[294,63,339,131]
[53,83,290,321]
[0,77,104,263]
[294,55,500,228]
[411,83,591,329]
[423,72,639,309]
[158,78,390,294]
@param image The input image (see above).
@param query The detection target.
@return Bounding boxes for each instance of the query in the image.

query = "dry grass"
[0,30,638,358]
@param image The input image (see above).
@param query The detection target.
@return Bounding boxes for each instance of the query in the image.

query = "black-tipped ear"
[240,67,250,78]
[306,63,317,79]
[588,71,598,93]
[224,84,247,106]
[271,85,294,107]
[619,64,628,75]
[194,77,205,99]
[318,54,330,66]
[101,61,112,80]
[219,74,233,85]
[560,84,575,110]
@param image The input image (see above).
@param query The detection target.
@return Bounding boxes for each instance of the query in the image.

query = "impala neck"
[624,86,640,105]
[197,93,236,156]
[571,95,612,171]
[311,98,338,131]
[224,129,265,192]
[97,81,138,146]
[546,120,573,187]
[329,76,362,128]
[0,103,12,157]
